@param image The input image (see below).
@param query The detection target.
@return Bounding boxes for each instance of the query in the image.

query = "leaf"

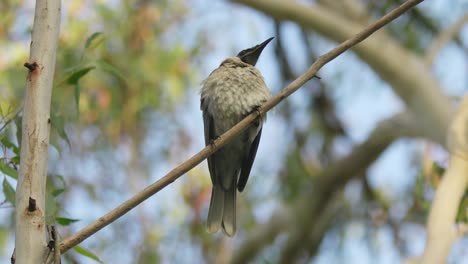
[0,162,18,179]
[0,226,8,253]
[48,174,66,197]
[2,178,15,206]
[74,245,103,263]
[56,217,80,226]
[74,83,81,116]
[0,137,19,154]
[14,116,21,149]
[11,156,20,165]
[85,32,104,50]
[45,189,58,224]
[66,66,96,85]
[50,114,71,148]
[49,132,62,156]
[52,188,65,197]
[96,60,125,80]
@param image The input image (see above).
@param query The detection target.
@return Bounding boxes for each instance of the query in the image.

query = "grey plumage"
[201,38,273,236]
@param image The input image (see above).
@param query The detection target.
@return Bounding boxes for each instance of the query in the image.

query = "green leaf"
[11,156,20,165]
[456,190,468,222]
[52,188,65,197]
[0,137,19,154]
[14,116,22,150]
[74,83,81,116]
[50,114,71,148]
[66,66,95,85]
[96,60,125,80]
[431,162,445,175]
[74,245,103,263]
[85,32,104,49]
[0,162,18,179]
[0,226,8,253]
[56,217,80,226]
[2,178,15,206]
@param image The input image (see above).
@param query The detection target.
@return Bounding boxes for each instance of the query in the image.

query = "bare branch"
[14,1,61,263]
[425,14,468,65]
[279,110,430,262]
[420,96,468,263]
[233,111,433,263]
[59,0,425,254]
[231,208,292,264]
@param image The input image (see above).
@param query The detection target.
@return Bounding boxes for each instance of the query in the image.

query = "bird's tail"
[222,186,236,236]
[207,186,236,236]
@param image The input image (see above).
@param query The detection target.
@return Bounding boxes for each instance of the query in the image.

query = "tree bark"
[14,0,61,263]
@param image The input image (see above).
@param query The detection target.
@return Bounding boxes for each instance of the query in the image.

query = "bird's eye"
[237,50,247,57]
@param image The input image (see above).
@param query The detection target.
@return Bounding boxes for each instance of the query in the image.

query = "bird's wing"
[201,99,217,185]
[237,127,262,192]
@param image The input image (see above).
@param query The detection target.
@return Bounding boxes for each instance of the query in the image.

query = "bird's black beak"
[236,37,274,66]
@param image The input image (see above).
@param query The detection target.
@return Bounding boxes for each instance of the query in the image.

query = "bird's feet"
[209,137,219,148]
[250,105,263,126]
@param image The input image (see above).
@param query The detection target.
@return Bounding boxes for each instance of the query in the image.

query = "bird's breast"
[201,63,271,130]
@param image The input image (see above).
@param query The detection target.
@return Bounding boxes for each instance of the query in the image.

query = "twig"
[59,0,424,254]
[10,248,15,264]
[52,226,61,264]
[0,107,22,134]
[425,14,468,65]
[45,225,61,264]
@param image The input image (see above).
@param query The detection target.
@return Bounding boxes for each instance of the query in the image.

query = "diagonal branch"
[59,0,425,254]
[234,0,451,144]
[278,111,430,262]
[425,14,468,65]
[233,110,432,263]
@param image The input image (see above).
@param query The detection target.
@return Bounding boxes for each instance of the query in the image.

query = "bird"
[200,37,273,236]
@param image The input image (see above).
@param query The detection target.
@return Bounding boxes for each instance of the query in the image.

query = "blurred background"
[0,0,467,263]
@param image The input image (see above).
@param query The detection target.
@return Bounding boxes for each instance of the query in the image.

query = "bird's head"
[236,37,274,66]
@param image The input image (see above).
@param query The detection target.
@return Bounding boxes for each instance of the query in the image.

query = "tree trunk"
[14,0,61,263]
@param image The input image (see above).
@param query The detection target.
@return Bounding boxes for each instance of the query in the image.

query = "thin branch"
[0,107,22,134]
[45,226,61,264]
[420,96,468,263]
[278,111,425,262]
[59,0,424,254]
[425,14,468,65]
[234,0,451,144]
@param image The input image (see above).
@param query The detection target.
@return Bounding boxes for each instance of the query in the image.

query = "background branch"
[59,0,425,254]
[234,111,435,263]
[425,14,468,65]
[420,96,468,263]
[279,110,434,262]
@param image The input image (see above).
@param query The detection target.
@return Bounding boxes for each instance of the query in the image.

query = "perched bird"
[200,37,273,236]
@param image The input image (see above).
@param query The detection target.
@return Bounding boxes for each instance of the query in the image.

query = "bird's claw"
[251,105,262,116]
[209,137,219,148]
